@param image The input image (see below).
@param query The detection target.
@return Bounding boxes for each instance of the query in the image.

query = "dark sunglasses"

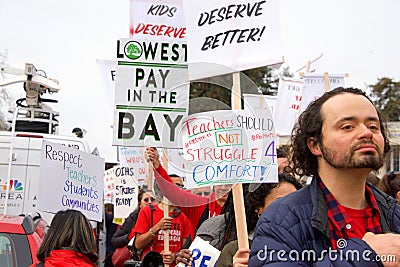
[195,191,210,196]
[143,197,155,203]
[175,183,185,189]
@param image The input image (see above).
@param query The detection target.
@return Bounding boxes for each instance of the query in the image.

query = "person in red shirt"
[145,147,232,238]
[133,201,191,266]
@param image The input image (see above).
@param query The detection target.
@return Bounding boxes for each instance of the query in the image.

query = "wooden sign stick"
[323,72,331,92]
[162,148,170,267]
[232,72,249,250]
[144,148,154,191]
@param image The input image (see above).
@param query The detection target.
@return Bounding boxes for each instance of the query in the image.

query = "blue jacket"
[249,177,400,266]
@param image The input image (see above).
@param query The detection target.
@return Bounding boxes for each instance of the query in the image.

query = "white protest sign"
[182,0,283,80]
[104,167,116,204]
[243,93,277,116]
[118,147,147,185]
[274,78,304,136]
[113,166,139,219]
[96,59,116,126]
[38,141,104,222]
[113,38,189,148]
[129,0,186,41]
[177,236,220,267]
[301,73,346,112]
[118,147,187,184]
[178,109,278,188]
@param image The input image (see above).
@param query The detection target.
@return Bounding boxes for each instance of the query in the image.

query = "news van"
[0,63,96,220]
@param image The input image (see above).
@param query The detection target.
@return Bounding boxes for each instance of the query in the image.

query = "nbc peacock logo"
[2,180,23,191]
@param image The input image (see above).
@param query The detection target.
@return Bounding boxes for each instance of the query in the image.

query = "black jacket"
[249,177,400,266]
[111,210,139,248]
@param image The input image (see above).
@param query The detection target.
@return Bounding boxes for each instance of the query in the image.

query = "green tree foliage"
[189,65,293,114]
[369,77,400,122]
[243,64,292,95]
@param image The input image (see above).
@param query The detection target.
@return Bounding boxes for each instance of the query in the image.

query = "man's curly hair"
[288,87,390,177]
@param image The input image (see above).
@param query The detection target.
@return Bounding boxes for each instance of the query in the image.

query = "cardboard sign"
[182,0,283,80]
[179,109,278,188]
[38,141,104,222]
[177,236,220,267]
[113,38,189,148]
[113,167,139,219]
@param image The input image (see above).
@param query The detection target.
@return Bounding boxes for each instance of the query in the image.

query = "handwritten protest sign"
[177,236,220,267]
[38,141,104,222]
[243,93,277,116]
[113,38,189,148]
[129,0,186,41]
[178,109,278,188]
[182,0,283,80]
[118,147,186,184]
[103,166,116,203]
[301,73,345,112]
[113,166,139,219]
[274,78,304,135]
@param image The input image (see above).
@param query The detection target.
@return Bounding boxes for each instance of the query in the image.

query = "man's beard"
[320,141,384,170]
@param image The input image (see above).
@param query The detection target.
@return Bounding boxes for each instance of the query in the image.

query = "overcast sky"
[1,0,400,162]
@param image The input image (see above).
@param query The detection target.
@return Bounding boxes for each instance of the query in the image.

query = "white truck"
[0,63,107,266]
[0,63,94,218]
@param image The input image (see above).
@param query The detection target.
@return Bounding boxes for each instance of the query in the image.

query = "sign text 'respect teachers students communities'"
[44,144,100,214]
[197,1,267,51]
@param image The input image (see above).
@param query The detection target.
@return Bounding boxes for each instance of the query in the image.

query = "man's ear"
[307,137,322,156]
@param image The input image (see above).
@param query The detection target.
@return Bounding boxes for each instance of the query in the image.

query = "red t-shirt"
[134,204,191,265]
[343,206,373,238]
[154,165,223,236]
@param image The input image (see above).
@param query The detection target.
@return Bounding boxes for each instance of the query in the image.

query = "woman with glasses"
[111,189,156,249]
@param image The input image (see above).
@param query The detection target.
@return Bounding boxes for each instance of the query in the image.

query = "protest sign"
[177,236,220,267]
[96,59,116,126]
[243,93,277,116]
[118,147,186,184]
[113,38,189,148]
[179,109,278,188]
[182,0,283,80]
[301,73,346,112]
[130,0,186,41]
[103,166,116,203]
[274,78,304,135]
[38,141,104,222]
[113,166,139,219]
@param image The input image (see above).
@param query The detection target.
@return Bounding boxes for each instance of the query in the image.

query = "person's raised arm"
[145,147,209,207]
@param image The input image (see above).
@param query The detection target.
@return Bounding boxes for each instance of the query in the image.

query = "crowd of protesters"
[32,87,400,267]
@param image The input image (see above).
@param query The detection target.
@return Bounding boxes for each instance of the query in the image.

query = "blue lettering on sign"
[191,248,215,267]
[192,163,271,183]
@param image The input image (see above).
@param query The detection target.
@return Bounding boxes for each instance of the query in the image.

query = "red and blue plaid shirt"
[317,177,382,249]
